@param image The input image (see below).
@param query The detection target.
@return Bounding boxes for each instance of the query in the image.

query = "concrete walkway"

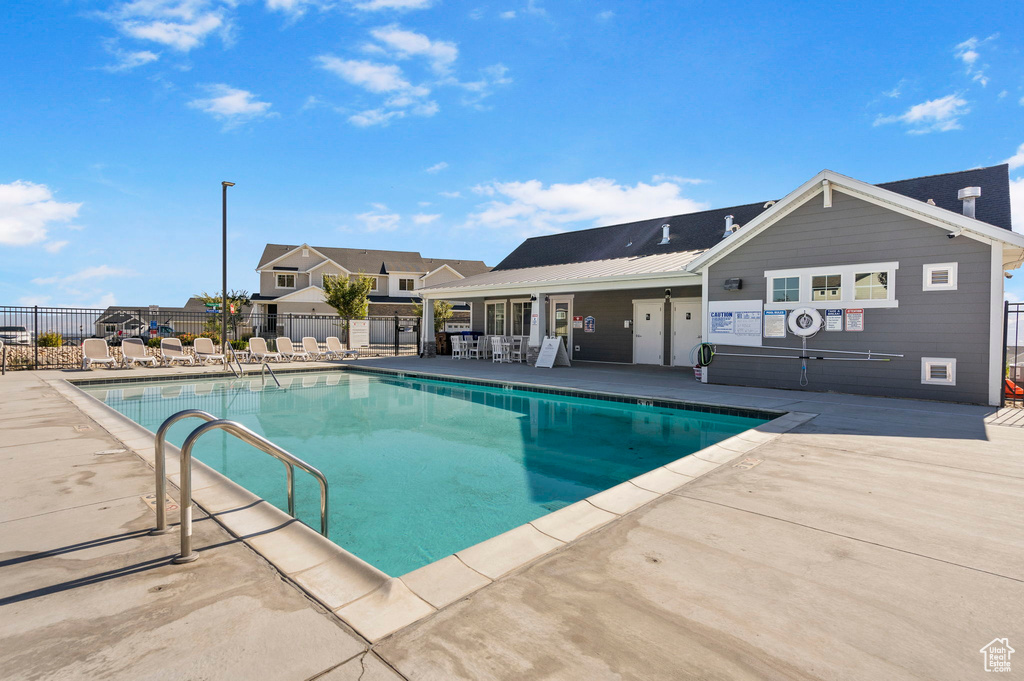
[0,370,402,681]
[1,358,1022,680]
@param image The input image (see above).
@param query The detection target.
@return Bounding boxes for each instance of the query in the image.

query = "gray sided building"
[419,165,1024,406]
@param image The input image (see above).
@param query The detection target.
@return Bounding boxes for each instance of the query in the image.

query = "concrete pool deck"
[1,357,1022,679]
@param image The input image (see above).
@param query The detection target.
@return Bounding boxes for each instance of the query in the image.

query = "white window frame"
[922,262,958,291]
[763,261,899,310]
[510,298,531,336]
[368,277,379,292]
[398,278,415,292]
[770,275,801,303]
[275,273,296,289]
[921,357,956,386]
[485,300,507,335]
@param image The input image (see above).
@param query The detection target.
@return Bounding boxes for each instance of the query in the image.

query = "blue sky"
[2,0,1023,308]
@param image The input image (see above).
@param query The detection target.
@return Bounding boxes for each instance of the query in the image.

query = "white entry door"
[671,302,702,366]
[633,301,664,364]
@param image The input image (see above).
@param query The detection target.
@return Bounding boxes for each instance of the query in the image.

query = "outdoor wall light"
[530,295,537,301]
[664,288,671,300]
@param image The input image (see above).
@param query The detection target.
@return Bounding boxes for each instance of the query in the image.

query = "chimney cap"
[957,187,981,200]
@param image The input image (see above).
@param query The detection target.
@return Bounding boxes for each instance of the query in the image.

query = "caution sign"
[845,308,864,332]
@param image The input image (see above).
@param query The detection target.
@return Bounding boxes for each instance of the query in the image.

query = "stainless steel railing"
[151,410,330,564]
[261,362,281,387]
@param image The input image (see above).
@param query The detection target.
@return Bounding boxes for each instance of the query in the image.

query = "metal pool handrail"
[172,419,329,564]
[261,362,281,387]
[151,409,218,535]
[151,410,330,564]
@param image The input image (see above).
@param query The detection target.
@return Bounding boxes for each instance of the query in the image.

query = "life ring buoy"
[788,307,822,337]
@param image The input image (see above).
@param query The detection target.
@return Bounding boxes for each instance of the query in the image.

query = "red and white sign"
[845,308,864,332]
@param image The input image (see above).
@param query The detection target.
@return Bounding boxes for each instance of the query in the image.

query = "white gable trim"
[258,244,350,273]
[422,264,465,280]
[306,259,352,277]
[685,169,1024,273]
[268,286,327,303]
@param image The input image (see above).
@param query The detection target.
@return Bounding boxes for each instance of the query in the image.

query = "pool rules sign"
[535,337,571,368]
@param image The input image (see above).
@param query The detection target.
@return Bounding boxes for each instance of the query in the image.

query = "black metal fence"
[1005,301,1023,408]
[0,305,421,371]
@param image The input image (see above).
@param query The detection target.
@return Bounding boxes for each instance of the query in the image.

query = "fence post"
[33,305,39,370]
[393,314,399,356]
[1002,300,1009,409]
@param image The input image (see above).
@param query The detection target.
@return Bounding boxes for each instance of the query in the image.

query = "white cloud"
[102,40,160,72]
[355,206,400,231]
[348,108,405,126]
[954,35,997,87]
[595,10,613,21]
[412,213,440,224]
[92,292,119,308]
[454,63,512,108]
[33,265,137,286]
[500,10,516,19]
[882,78,908,99]
[1011,176,1024,232]
[317,57,413,93]
[352,0,434,9]
[425,161,448,173]
[105,0,228,52]
[188,84,274,128]
[0,181,81,246]
[370,25,458,74]
[18,295,51,306]
[652,174,707,185]
[874,94,969,134]
[440,190,462,198]
[418,201,432,207]
[1004,143,1024,171]
[465,177,709,237]
[44,240,70,254]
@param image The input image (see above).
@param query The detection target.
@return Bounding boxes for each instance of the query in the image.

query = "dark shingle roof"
[493,165,1012,271]
[257,245,491,277]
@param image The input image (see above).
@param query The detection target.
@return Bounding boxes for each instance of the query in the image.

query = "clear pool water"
[84,371,766,576]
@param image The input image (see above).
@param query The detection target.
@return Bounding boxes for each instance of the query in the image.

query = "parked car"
[102,325,177,345]
[0,326,31,345]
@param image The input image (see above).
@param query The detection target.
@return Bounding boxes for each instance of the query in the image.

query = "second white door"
[633,301,664,364]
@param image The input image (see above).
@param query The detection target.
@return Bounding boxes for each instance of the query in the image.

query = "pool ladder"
[151,409,329,564]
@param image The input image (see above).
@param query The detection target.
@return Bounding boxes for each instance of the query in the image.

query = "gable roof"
[257,244,490,277]
[492,164,1014,272]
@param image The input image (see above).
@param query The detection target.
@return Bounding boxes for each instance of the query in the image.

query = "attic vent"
[921,357,956,386]
[302,248,309,257]
[957,186,980,218]
[923,263,957,291]
[658,224,670,245]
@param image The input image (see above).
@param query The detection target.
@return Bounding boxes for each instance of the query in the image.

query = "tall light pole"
[222,181,235,351]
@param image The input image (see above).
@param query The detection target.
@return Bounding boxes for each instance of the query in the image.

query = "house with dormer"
[252,243,490,325]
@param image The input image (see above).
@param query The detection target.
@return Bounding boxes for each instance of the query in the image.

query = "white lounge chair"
[325,336,359,360]
[82,339,118,370]
[160,338,196,366]
[122,338,158,368]
[194,337,226,365]
[249,337,282,362]
[301,337,325,360]
[451,336,464,359]
[276,337,310,361]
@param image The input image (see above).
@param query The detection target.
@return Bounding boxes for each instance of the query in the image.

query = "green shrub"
[200,331,221,345]
[36,331,63,347]
[146,337,162,348]
[175,333,197,346]
[230,339,248,350]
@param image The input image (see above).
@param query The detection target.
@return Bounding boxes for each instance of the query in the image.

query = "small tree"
[323,274,375,348]
[194,289,251,343]
[412,299,455,333]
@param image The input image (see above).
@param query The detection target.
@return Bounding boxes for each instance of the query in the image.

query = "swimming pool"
[83,370,766,576]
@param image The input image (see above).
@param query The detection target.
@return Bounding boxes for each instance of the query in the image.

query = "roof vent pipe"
[722,215,735,238]
[658,224,670,245]
[957,187,981,219]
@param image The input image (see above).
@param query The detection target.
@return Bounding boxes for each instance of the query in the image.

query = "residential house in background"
[252,244,491,330]
[418,165,1024,406]
[93,297,246,339]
